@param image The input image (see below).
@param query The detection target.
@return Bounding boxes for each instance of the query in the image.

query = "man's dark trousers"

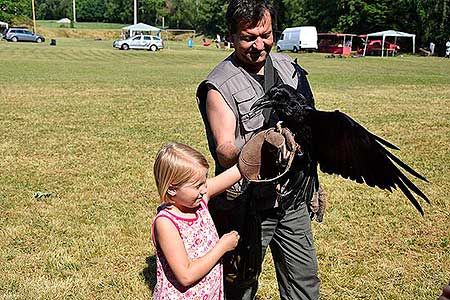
[225,201,320,300]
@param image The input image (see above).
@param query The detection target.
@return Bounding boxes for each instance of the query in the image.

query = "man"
[196,0,321,299]
[429,42,435,56]
[445,38,450,58]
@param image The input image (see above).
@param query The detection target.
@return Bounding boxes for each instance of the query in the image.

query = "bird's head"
[251,84,308,122]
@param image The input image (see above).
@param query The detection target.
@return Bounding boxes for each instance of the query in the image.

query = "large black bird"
[252,84,429,215]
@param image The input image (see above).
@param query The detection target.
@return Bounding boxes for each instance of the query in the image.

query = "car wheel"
[293,46,298,53]
[121,44,129,50]
[276,46,281,52]
[149,44,158,51]
[36,37,42,43]
[11,36,18,42]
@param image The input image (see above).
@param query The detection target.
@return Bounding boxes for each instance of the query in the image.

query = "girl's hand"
[218,230,240,252]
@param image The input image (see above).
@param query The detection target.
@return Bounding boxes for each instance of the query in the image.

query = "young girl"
[152,142,241,299]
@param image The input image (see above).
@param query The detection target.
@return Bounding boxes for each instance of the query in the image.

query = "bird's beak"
[251,95,273,111]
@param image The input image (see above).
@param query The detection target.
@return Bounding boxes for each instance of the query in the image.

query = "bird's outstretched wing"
[306,110,429,214]
[252,84,429,215]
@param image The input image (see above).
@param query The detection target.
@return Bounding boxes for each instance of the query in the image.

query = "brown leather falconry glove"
[238,124,298,183]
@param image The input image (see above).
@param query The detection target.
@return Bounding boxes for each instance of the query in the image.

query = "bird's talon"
[275,121,283,132]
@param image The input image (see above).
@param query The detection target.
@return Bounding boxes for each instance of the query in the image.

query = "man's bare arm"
[206,89,239,168]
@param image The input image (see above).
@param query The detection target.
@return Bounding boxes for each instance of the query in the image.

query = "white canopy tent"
[0,21,8,29]
[57,18,71,24]
[122,23,162,37]
[362,30,416,57]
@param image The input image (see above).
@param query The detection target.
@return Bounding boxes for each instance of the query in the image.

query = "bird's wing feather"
[305,110,429,214]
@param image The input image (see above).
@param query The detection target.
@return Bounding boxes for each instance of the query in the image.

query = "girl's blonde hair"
[153,142,209,204]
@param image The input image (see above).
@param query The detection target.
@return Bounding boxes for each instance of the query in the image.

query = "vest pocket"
[232,87,265,133]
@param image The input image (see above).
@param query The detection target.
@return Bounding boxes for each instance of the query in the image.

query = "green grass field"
[0,37,449,300]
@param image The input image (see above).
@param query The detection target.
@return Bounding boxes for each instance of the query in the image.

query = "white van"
[276,26,318,52]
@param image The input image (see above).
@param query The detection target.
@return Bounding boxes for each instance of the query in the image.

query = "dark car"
[3,28,45,43]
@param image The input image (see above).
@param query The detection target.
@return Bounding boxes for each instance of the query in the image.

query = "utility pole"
[134,0,137,24]
[73,0,77,23]
[31,0,37,33]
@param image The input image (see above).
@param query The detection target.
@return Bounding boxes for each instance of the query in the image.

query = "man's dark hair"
[226,0,276,34]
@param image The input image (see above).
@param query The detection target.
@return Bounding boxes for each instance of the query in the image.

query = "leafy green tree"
[273,0,337,34]
[36,0,71,20]
[0,0,31,23]
[104,0,133,23]
[197,0,227,35]
[420,0,450,54]
[334,0,391,34]
[279,0,307,28]
[4,0,450,55]
[140,0,166,26]
[164,0,197,28]
[77,0,107,22]
[303,0,338,32]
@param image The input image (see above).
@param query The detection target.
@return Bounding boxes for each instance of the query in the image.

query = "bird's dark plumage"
[252,84,429,215]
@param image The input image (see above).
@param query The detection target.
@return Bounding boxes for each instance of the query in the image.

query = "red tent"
[318,33,356,55]
[359,30,416,57]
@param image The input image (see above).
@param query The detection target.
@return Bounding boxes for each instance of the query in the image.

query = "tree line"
[1,0,450,54]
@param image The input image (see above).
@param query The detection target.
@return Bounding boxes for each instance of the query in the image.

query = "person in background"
[216,34,222,48]
[429,42,435,56]
[196,0,322,299]
[445,38,450,58]
[152,142,241,299]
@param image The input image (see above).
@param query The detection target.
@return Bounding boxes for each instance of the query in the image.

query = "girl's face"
[170,168,208,213]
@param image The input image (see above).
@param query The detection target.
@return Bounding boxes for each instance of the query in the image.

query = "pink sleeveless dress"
[152,200,224,299]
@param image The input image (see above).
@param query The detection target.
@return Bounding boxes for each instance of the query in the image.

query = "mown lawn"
[0,38,449,300]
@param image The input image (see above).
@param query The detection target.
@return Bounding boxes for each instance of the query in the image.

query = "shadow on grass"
[142,255,157,293]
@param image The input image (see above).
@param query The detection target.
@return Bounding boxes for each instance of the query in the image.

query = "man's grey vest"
[197,53,298,181]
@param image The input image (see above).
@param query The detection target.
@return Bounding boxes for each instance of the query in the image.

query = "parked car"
[113,35,164,51]
[3,28,45,43]
[358,40,400,55]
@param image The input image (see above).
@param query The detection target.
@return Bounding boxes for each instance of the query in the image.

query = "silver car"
[4,28,45,43]
[113,35,164,51]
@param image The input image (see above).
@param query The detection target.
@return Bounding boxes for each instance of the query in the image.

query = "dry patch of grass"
[0,41,449,299]
[38,27,122,40]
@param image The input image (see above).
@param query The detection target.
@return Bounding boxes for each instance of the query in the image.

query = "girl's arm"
[154,217,239,287]
[206,165,241,199]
